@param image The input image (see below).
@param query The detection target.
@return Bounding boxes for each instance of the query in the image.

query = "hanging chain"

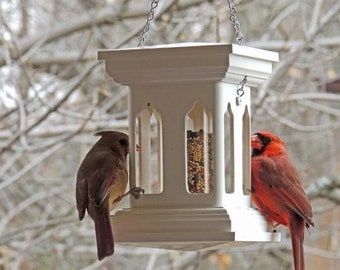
[137,0,160,47]
[227,0,244,45]
[227,0,246,105]
[137,1,247,104]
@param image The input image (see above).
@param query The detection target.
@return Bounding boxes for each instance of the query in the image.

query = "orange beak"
[251,134,263,150]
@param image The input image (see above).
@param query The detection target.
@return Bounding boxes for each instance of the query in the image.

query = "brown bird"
[251,131,314,270]
[76,131,143,260]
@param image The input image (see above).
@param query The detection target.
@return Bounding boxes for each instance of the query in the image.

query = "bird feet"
[113,187,145,203]
[272,222,279,233]
[128,186,145,199]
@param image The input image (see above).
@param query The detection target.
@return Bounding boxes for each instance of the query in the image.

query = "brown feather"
[76,131,129,260]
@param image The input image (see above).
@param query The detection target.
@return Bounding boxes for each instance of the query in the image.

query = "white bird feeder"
[98,43,280,250]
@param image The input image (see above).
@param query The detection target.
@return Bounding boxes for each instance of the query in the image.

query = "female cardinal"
[250,131,314,270]
[76,131,143,260]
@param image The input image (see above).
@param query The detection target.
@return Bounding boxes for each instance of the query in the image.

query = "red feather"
[251,131,314,270]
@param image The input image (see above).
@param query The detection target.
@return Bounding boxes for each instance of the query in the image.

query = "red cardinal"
[250,131,314,270]
[76,131,143,260]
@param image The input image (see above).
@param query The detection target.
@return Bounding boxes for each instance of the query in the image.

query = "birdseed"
[187,129,214,193]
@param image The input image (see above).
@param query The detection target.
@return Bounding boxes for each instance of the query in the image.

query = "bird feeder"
[98,43,280,250]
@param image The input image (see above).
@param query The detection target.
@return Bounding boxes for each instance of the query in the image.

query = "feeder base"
[110,207,280,251]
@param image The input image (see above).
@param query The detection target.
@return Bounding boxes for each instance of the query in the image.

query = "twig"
[0,61,100,154]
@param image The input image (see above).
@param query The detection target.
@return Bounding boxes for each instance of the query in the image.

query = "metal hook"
[236,76,247,106]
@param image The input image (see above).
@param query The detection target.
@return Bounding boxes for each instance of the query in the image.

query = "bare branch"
[0,61,100,154]
[306,175,340,203]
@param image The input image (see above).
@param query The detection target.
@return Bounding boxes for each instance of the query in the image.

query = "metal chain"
[227,0,244,45]
[227,0,246,105]
[137,1,246,105]
[137,0,160,47]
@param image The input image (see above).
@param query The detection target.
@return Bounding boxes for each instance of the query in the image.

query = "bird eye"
[263,137,272,145]
[256,133,272,146]
[119,138,129,147]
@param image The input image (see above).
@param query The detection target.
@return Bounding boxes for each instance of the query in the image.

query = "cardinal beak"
[251,134,263,150]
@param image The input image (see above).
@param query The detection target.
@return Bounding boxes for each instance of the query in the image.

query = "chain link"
[137,0,160,47]
[227,0,246,105]
[137,1,246,105]
[227,0,244,45]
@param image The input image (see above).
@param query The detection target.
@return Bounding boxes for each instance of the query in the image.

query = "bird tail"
[289,220,305,270]
[94,207,114,261]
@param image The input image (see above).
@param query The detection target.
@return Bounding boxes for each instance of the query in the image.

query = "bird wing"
[254,156,314,227]
[76,172,88,220]
[86,152,127,207]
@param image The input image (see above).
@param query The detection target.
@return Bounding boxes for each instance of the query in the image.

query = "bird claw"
[112,187,144,204]
[129,187,144,199]
[247,187,255,193]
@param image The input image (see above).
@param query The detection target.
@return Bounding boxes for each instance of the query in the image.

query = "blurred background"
[0,0,339,269]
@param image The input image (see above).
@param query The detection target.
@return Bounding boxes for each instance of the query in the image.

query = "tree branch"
[306,175,340,203]
[0,61,100,154]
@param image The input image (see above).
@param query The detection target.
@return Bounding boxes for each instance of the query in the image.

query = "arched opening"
[185,101,213,193]
[225,103,234,193]
[242,106,251,195]
[135,103,163,194]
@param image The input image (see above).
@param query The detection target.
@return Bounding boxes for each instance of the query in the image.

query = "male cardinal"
[250,131,314,270]
[76,131,143,260]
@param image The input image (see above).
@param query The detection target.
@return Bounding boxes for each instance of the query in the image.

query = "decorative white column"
[98,43,280,250]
